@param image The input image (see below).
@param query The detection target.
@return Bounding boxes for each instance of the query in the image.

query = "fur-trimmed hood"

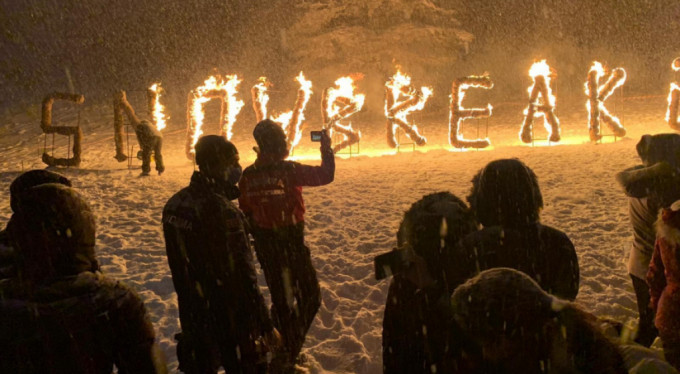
[616,163,678,199]
[618,134,680,201]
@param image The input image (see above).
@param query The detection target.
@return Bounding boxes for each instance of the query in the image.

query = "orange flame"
[666,82,680,124]
[526,60,555,106]
[324,76,365,152]
[252,77,270,121]
[673,58,680,72]
[269,71,313,152]
[188,75,244,156]
[449,75,493,148]
[585,61,626,141]
[148,83,166,131]
[385,69,431,147]
[224,77,244,139]
[520,60,560,143]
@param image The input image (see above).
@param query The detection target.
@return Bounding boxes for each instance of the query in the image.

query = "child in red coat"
[648,199,680,370]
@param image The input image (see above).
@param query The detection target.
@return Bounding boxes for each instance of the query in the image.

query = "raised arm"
[293,130,335,186]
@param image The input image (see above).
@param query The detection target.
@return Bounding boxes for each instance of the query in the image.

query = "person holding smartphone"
[239,119,335,373]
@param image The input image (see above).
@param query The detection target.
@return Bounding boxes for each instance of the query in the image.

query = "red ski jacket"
[239,148,334,229]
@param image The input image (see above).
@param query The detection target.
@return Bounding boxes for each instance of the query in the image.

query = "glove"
[320,129,332,150]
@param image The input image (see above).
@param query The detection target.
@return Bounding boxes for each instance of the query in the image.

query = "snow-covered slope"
[0,95,670,373]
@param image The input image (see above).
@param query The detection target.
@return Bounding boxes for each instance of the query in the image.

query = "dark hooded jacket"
[383,192,481,374]
[460,224,579,300]
[0,183,164,374]
[461,159,579,300]
[617,134,680,279]
[1,170,73,280]
[162,172,273,344]
[0,229,13,279]
[0,272,161,374]
[451,268,628,374]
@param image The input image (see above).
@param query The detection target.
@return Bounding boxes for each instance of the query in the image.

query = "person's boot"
[114,152,128,162]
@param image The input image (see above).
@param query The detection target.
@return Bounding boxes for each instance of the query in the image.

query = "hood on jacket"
[9,170,72,212]
[397,191,477,285]
[617,135,680,202]
[467,158,543,227]
[451,268,627,373]
[8,184,97,284]
[636,133,680,168]
[451,268,558,341]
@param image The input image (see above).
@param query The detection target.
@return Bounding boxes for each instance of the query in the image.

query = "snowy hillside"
[0,94,672,372]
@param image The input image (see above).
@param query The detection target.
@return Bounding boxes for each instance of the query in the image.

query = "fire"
[666,83,680,130]
[251,77,270,122]
[223,77,244,139]
[449,75,493,149]
[673,58,680,72]
[252,72,313,153]
[584,61,626,141]
[385,69,431,148]
[529,60,551,78]
[520,60,560,143]
[186,75,244,158]
[147,83,167,131]
[666,58,680,131]
[322,76,365,152]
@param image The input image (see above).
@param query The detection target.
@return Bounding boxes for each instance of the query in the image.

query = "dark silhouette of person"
[135,120,164,176]
[163,135,280,374]
[617,133,680,347]
[459,158,580,300]
[382,192,481,374]
[0,170,72,280]
[452,268,677,373]
[238,119,335,372]
[0,183,166,373]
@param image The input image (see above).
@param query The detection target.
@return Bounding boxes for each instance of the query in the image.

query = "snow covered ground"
[0,94,672,373]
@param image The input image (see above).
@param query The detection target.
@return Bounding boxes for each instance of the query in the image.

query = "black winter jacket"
[163,172,272,341]
[0,271,164,374]
[382,277,480,374]
[459,223,580,300]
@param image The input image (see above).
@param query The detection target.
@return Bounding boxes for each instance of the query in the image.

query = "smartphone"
[310,130,323,142]
[374,249,408,280]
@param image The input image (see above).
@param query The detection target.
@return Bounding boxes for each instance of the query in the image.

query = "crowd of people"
[0,125,679,373]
